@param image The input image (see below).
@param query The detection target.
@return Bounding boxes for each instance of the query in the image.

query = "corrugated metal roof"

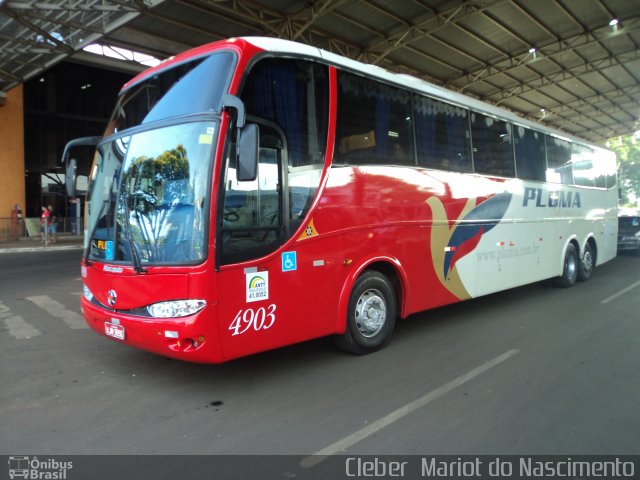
[1,0,638,142]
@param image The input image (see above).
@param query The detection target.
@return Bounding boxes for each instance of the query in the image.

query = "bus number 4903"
[229,304,277,336]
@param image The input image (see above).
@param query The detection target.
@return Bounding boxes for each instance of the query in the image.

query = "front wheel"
[337,270,397,355]
[577,242,595,282]
[554,243,578,288]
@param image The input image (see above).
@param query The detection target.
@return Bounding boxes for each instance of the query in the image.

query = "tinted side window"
[603,152,618,189]
[221,58,329,265]
[241,58,328,168]
[546,135,573,184]
[514,125,546,181]
[414,95,472,172]
[241,58,329,233]
[572,144,605,188]
[471,113,515,177]
[336,71,414,165]
[221,125,284,265]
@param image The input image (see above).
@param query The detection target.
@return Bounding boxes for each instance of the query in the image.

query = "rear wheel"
[577,242,595,282]
[337,270,397,355]
[554,243,578,288]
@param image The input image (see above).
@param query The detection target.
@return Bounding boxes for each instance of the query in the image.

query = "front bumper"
[81,297,223,363]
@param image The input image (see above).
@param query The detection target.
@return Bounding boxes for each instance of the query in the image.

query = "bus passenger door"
[217,122,332,360]
[217,125,288,359]
[217,57,331,360]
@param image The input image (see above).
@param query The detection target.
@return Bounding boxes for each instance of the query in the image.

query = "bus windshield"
[84,51,235,267]
[87,122,215,265]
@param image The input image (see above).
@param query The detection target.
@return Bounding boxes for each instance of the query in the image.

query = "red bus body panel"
[80,37,618,363]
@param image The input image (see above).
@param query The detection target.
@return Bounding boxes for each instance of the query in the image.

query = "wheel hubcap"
[354,289,386,338]
[583,251,593,272]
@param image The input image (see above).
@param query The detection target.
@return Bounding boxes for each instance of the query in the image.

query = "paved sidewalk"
[0,234,84,254]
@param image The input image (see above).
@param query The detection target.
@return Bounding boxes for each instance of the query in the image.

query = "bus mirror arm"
[237,123,259,182]
[221,94,246,128]
[221,95,257,180]
[221,95,257,181]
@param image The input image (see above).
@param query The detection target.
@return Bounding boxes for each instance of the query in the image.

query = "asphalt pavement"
[1,247,639,479]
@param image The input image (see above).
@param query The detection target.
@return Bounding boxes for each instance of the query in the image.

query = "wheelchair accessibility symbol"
[282,251,297,272]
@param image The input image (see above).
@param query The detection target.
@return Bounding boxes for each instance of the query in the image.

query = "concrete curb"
[0,241,84,254]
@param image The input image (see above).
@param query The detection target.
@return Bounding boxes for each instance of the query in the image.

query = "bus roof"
[243,36,611,152]
[124,35,611,153]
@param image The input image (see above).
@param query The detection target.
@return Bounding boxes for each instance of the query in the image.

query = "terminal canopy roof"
[1,0,638,143]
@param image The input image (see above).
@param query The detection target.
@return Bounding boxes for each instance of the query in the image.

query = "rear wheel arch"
[336,268,398,354]
[365,261,406,314]
[336,258,407,334]
[553,240,580,288]
[338,259,407,327]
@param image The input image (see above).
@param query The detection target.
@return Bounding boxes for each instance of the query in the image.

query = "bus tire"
[577,242,595,282]
[554,243,578,288]
[337,270,397,355]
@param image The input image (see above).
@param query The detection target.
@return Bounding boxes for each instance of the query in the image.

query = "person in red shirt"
[40,206,50,242]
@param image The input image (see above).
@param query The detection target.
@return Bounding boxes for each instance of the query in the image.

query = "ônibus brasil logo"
[8,456,72,479]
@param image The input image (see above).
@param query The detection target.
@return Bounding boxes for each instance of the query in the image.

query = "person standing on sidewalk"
[47,204,59,244]
[40,206,50,243]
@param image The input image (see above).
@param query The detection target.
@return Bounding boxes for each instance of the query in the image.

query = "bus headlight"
[146,300,206,318]
[83,284,94,302]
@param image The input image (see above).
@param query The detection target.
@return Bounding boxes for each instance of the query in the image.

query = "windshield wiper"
[121,192,146,274]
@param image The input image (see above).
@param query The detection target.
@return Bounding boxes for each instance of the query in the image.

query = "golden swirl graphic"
[426,196,476,300]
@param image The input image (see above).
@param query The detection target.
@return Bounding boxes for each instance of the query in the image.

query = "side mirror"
[237,123,259,182]
[65,158,77,197]
[61,136,100,197]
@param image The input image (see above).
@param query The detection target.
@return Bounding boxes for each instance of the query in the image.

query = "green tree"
[131,144,189,184]
[607,134,640,207]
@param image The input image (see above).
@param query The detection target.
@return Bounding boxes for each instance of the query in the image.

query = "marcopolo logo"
[523,187,582,208]
[246,271,269,303]
[8,456,73,479]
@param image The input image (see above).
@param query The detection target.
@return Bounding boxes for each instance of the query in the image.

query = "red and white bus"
[72,37,618,363]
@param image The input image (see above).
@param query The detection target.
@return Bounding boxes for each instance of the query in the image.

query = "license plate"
[105,321,125,340]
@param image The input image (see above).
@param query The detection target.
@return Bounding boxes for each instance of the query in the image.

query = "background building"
[1,0,638,239]
[23,62,131,218]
